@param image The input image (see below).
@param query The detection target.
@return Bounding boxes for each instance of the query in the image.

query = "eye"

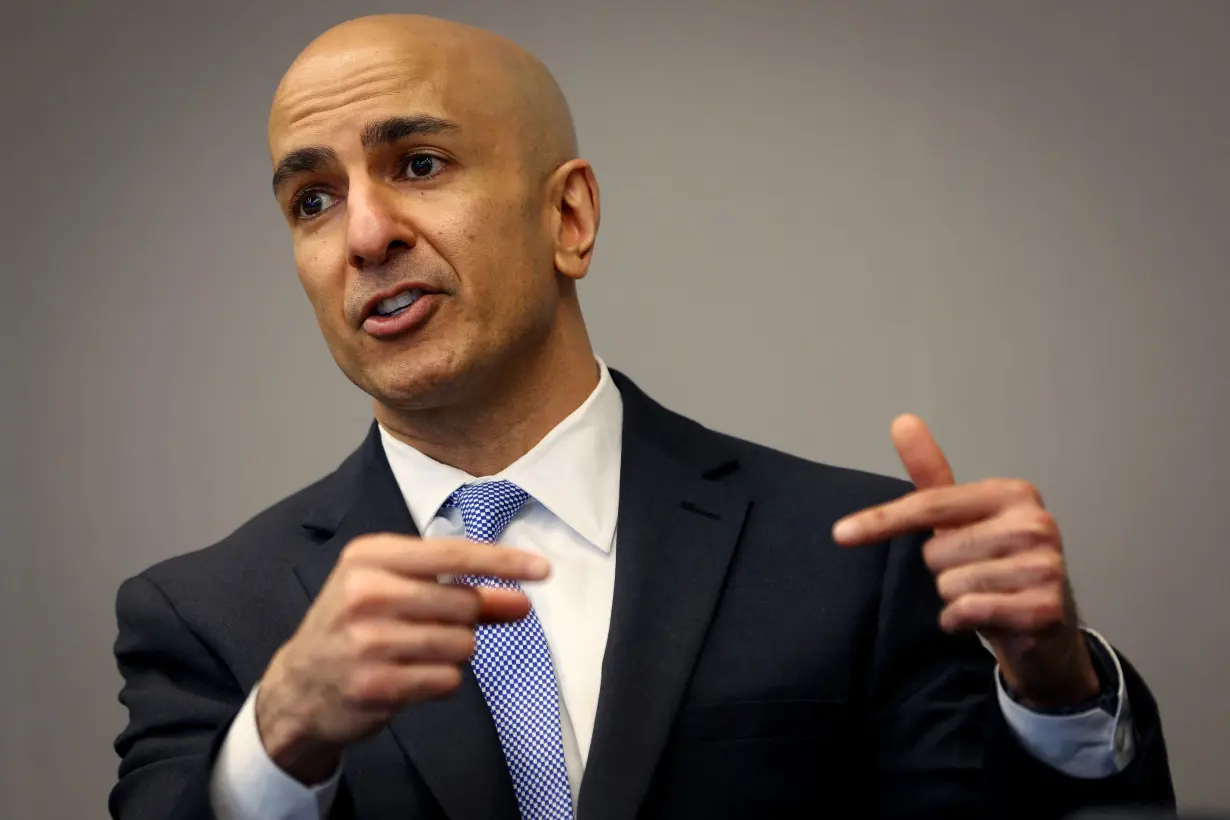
[400,153,447,180]
[292,189,338,220]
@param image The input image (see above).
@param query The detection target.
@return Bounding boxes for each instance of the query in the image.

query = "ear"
[550,159,600,281]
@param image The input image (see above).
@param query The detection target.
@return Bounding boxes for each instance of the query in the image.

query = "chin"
[355,349,480,411]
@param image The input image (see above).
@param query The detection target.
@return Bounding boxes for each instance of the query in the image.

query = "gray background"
[2,0,1227,816]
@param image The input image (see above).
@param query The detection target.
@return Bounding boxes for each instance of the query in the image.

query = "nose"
[346,184,414,269]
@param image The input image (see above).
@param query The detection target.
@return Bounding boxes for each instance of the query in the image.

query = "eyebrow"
[361,115,460,149]
[271,146,339,196]
[270,116,462,197]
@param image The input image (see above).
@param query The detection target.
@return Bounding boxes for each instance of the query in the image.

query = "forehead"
[268,42,487,156]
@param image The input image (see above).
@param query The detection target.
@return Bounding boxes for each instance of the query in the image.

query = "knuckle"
[440,666,464,692]
[338,539,362,564]
[338,572,379,617]
[346,622,385,659]
[1029,508,1057,533]
[1044,592,1065,618]
[341,666,384,704]
[948,594,971,619]
[935,569,961,601]
[994,478,1038,505]
[1034,552,1065,583]
[953,595,986,627]
[1016,510,1057,546]
[1029,598,1064,629]
[341,534,378,563]
[425,666,464,696]
[1013,479,1042,504]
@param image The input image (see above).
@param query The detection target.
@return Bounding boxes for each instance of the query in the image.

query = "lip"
[362,291,442,340]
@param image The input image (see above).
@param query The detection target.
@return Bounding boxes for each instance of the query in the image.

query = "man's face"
[268,40,562,410]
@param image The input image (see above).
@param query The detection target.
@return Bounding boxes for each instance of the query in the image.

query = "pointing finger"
[344,535,551,582]
[833,483,1002,546]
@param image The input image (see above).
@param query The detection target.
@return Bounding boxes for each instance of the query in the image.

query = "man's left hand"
[833,414,1101,710]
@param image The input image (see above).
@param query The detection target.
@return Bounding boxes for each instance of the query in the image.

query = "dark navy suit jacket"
[111,371,1175,819]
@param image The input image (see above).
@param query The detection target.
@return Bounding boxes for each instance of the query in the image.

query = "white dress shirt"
[211,359,1133,820]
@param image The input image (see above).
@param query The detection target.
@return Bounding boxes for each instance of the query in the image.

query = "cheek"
[437,199,548,303]
[293,235,347,321]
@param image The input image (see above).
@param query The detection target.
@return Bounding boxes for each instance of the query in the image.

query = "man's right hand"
[253,533,549,784]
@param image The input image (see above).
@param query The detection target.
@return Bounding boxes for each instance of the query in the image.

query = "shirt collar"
[378,358,623,553]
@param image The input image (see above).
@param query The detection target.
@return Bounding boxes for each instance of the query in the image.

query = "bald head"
[263,14,601,439]
[270,15,577,179]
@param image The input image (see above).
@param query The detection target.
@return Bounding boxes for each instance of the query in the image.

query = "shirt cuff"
[992,627,1135,779]
[210,684,342,820]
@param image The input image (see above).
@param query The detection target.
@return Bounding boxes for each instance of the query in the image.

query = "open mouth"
[370,288,427,319]
[361,285,443,340]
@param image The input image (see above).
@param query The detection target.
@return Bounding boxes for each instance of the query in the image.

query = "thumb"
[891,414,955,490]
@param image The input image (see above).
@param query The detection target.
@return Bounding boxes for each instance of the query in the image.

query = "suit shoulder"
[640,393,912,507]
[133,469,335,593]
[615,370,910,507]
[714,427,911,506]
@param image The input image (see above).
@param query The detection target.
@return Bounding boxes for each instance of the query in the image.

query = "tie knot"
[443,480,531,543]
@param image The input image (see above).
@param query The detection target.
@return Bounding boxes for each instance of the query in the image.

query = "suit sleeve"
[110,573,244,819]
[867,531,1176,820]
[110,575,358,820]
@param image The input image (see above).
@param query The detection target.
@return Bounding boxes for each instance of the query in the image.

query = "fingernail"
[832,517,862,544]
[528,556,550,578]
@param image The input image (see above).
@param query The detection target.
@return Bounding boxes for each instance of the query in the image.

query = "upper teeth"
[375,289,424,317]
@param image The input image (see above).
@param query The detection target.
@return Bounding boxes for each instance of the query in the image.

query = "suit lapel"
[579,378,751,820]
[294,425,519,820]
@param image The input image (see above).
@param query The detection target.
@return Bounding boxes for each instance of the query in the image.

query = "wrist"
[254,671,341,785]
[1001,631,1108,713]
[1005,665,1100,711]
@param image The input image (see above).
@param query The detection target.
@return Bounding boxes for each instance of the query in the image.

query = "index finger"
[346,535,551,581]
[832,484,1001,546]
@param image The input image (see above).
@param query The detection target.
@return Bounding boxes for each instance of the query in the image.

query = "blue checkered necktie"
[443,480,575,820]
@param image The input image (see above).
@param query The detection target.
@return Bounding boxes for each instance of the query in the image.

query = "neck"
[374,317,599,477]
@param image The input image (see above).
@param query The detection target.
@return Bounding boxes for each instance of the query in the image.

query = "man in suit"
[110,14,1175,820]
